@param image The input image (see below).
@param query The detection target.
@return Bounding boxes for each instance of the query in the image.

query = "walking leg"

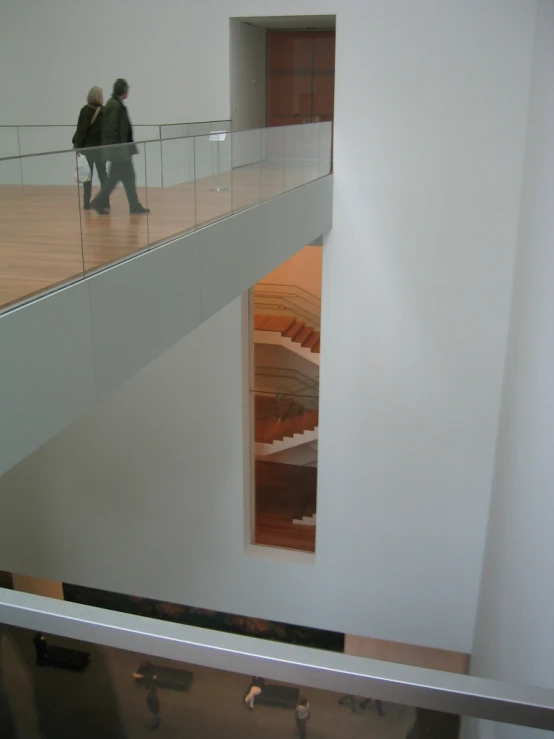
[92,162,120,212]
[120,162,141,211]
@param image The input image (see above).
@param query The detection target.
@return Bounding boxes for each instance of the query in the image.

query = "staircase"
[254,315,320,354]
[255,395,318,446]
[255,460,317,552]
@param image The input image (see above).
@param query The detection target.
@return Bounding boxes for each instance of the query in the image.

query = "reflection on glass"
[0,127,20,160]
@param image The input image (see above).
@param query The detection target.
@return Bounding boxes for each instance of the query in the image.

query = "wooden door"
[266,30,335,127]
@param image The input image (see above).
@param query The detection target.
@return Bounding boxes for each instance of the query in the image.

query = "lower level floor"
[0,625,415,739]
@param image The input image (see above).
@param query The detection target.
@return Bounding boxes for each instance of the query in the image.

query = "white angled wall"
[467,2,554,737]
[0,0,539,654]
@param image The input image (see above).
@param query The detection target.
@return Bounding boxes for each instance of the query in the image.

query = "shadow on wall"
[63,583,344,653]
[0,625,127,739]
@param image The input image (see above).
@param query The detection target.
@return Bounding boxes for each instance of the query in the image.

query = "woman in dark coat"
[73,86,108,210]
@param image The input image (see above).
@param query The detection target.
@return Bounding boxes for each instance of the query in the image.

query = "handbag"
[73,105,102,183]
[75,153,92,183]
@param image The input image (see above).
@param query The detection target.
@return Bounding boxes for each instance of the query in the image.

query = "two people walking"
[73,78,149,215]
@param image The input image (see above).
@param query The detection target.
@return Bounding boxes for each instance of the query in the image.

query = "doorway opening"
[229,16,336,133]
[266,28,335,127]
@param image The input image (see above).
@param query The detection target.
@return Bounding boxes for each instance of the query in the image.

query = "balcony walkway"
[0,163,300,312]
[0,172,332,477]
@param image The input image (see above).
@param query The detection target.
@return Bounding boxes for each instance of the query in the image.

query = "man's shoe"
[91,201,109,215]
[130,204,150,214]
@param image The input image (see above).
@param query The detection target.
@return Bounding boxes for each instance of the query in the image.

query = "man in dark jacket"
[91,78,149,215]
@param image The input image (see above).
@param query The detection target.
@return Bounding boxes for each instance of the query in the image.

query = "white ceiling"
[239,15,335,30]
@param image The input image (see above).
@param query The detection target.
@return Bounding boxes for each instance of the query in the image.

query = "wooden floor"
[255,460,317,553]
[0,162,307,312]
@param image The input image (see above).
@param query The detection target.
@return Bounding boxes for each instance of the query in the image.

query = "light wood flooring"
[0,162,308,312]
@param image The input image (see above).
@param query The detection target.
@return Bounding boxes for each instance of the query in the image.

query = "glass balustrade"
[0,121,231,158]
[0,122,332,314]
[0,588,553,738]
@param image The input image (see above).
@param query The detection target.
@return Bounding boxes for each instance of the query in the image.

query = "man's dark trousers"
[95,161,140,210]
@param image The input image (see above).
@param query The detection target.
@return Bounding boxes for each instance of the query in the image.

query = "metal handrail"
[0,121,332,162]
[254,391,318,422]
[1,588,553,730]
[254,366,319,390]
[254,283,321,330]
[0,119,231,128]
[255,282,321,308]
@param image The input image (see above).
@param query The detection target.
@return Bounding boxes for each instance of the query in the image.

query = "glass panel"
[0,154,22,190]
[187,122,226,138]
[194,132,232,227]
[79,141,150,275]
[211,119,231,133]
[0,150,83,313]
[260,126,285,201]
[231,129,262,214]
[145,136,196,245]
[1,618,545,738]
[160,123,189,140]
[283,125,306,191]
[0,123,326,313]
[133,125,160,145]
[17,126,74,156]
[318,122,333,178]
[302,124,320,185]
[0,127,20,160]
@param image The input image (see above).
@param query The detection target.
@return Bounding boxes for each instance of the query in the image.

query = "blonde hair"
[87,86,104,106]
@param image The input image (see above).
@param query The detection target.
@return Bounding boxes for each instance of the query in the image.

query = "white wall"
[230,20,267,132]
[467,2,554,738]
[0,0,539,653]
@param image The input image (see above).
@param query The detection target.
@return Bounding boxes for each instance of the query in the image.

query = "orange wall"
[258,245,322,298]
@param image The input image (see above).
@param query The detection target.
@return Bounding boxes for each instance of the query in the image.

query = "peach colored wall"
[12,573,64,600]
[345,634,469,674]
[259,245,322,298]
